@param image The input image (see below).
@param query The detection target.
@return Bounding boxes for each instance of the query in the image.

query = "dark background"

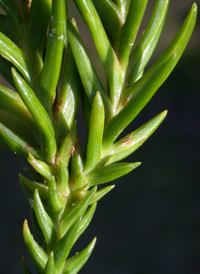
[0,0,199,273]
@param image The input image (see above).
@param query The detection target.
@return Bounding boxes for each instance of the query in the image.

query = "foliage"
[0,0,197,273]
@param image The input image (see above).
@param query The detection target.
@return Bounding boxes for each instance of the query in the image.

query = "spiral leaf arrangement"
[0,0,197,273]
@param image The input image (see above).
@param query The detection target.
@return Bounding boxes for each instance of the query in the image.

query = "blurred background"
[0,0,199,273]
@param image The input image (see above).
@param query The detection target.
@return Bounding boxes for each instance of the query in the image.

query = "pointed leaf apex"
[192,2,198,11]
[90,185,115,204]
[92,186,97,193]
[162,110,168,117]
[21,256,32,274]
[45,251,56,273]
[34,189,39,197]
[90,237,97,250]
[96,90,101,98]
[23,219,28,228]
[71,17,76,24]
[133,162,141,167]
[95,91,104,105]
[11,67,17,76]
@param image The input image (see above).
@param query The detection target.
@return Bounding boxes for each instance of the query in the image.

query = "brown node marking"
[26,109,31,116]
[70,146,75,156]
[54,100,63,119]
[121,134,134,147]
[123,97,130,106]
[141,30,145,38]
[26,0,31,12]
[139,135,148,143]
[113,48,121,67]
[52,92,57,104]
[55,153,60,165]
[69,177,74,187]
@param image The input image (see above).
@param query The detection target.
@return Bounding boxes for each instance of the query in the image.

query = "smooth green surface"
[19,174,48,200]
[117,0,148,74]
[67,18,110,117]
[0,0,197,273]
[72,203,97,245]
[23,167,44,184]
[0,32,33,83]
[103,3,197,150]
[0,122,42,161]
[26,0,52,60]
[45,252,56,274]
[127,0,170,85]
[87,162,141,187]
[58,121,77,167]
[63,238,97,274]
[21,257,32,274]
[27,153,56,181]
[106,110,168,164]
[85,92,105,172]
[60,187,97,237]
[48,176,66,213]
[34,190,55,251]
[73,0,123,113]
[38,0,66,117]
[55,44,81,142]
[0,85,39,137]
[57,164,70,198]
[54,220,80,273]
[23,220,48,273]
[92,0,120,43]
[12,68,57,163]
[31,208,45,247]
[90,185,115,204]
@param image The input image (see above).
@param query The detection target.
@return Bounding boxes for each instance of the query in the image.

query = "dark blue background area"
[0,1,199,273]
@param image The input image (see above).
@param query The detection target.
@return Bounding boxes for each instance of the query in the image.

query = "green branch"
[0,0,197,273]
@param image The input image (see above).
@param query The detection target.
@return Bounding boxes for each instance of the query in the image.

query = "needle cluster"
[0,0,197,273]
